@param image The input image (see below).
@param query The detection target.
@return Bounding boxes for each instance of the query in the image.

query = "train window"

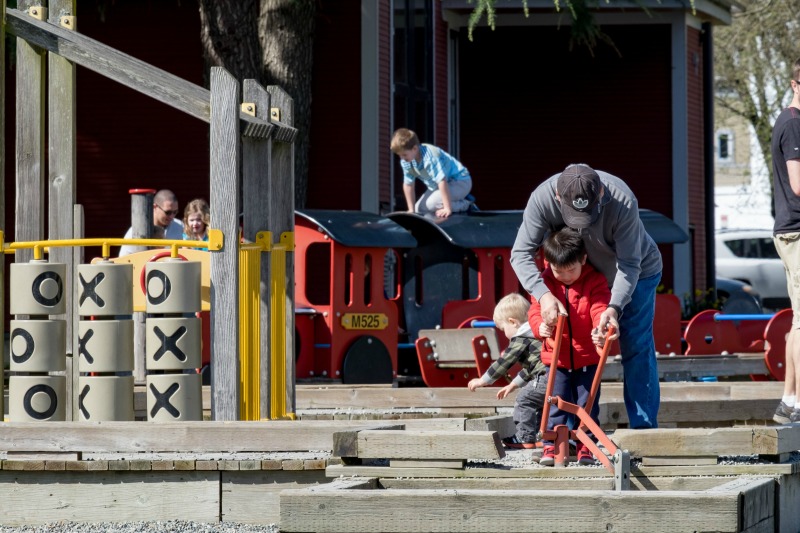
[414,254,424,305]
[384,249,400,299]
[305,243,331,306]
[364,254,373,305]
[494,254,504,303]
[344,254,353,306]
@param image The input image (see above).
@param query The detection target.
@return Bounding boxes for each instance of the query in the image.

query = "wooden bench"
[414,327,507,388]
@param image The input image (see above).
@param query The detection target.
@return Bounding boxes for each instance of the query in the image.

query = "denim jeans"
[542,365,600,444]
[618,272,661,429]
[514,373,547,442]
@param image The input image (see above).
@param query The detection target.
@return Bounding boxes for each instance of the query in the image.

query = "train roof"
[387,209,688,247]
[640,209,689,244]
[295,209,418,248]
[387,210,523,248]
[294,208,686,248]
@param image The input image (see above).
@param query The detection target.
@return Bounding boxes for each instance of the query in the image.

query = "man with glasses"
[511,163,663,429]
[119,189,184,256]
[771,58,800,425]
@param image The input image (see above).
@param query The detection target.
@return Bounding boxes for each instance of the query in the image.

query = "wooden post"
[71,205,85,420]
[15,0,47,264]
[129,189,156,384]
[267,86,296,415]
[129,189,156,251]
[209,67,241,421]
[48,0,77,420]
[242,80,273,420]
[0,0,6,420]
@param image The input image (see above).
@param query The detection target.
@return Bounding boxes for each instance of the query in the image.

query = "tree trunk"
[198,0,315,208]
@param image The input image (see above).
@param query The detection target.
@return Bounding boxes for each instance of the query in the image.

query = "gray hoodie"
[510,170,662,311]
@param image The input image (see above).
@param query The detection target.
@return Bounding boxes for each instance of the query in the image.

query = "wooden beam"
[5,7,210,122]
[209,67,241,421]
[0,421,404,453]
[354,430,504,460]
[47,0,77,420]
[0,0,5,421]
[267,86,296,414]
[613,426,800,457]
[15,2,46,264]
[279,478,775,532]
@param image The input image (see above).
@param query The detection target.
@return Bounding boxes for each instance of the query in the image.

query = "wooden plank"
[418,328,499,363]
[15,1,46,265]
[242,80,273,420]
[465,414,514,437]
[601,354,769,381]
[209,67,241,421]
[0,0,5,422]
[380,476,735,491]
[0,470,219,526]
[221,470,327,525]
[613,426,800,457]
[356,430,504,460]
[5,7,209,122]
[266,85,296,416]
[279,487,754,532]
[709,478,776,532]
[48,0,77,421]
[0,421,402,453]
[641,456,718,466]
[390,459,465,468]
[332,424,405,459]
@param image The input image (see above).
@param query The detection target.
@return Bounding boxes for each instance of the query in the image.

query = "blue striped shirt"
[401,144,471,191]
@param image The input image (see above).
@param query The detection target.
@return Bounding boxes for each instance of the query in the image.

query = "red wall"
[306,1,362,210]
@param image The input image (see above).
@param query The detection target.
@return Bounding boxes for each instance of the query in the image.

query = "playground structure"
[292,206,790,386]
[1,2,297,421]
[0,0,789,416]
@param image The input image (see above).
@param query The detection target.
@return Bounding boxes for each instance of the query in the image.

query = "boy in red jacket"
[529,226,610,466]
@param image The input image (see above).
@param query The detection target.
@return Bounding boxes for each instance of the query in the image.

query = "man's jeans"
[618,273,661,429]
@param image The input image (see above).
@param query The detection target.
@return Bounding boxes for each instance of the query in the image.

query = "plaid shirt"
[481,323,546,387]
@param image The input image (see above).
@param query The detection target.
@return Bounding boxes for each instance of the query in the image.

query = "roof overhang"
[441,0,737,26]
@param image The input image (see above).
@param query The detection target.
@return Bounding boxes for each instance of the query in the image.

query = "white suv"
[715,229,789,311]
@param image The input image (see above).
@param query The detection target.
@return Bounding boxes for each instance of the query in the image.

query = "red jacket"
[528,263,610,370]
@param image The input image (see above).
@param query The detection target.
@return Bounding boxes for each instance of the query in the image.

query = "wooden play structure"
[1,1,297,421]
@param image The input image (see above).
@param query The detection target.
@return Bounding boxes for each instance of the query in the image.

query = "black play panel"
[296,209,418,248]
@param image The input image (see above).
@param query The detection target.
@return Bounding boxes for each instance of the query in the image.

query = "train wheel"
[341,335,393,384]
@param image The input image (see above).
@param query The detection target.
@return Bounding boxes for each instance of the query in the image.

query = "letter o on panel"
[10,262,67,315]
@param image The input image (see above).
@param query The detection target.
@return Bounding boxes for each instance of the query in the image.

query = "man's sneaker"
[576,443,596,465]
[774,401,793,424]
[502,435,537,449]
[539,445,555,467]
[791,409,800,424]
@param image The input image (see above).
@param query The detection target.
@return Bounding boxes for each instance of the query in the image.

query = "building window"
[393,0,434,208]
[716,129,733,164]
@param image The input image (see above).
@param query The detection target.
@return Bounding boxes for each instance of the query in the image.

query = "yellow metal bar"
[3,233,223,257]
[239,243,262,420]
[270,243,293,420]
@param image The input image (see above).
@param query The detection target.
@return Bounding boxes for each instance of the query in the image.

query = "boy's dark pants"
[513,374,547,443]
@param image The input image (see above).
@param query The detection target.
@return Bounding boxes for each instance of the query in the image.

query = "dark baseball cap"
[557,164,602,229]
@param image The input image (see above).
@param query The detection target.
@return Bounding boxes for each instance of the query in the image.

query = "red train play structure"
[292,209,789,386]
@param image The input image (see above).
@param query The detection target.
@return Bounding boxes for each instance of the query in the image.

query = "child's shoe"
[576,442,596,465]
[774,401,793,424]
[502,435,537,449]
[539,445,555,466]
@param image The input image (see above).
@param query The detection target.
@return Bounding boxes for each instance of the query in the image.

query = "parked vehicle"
[716,277,763,315]
[715,229,789,311]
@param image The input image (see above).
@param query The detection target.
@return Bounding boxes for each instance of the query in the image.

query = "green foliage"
[467,0,696,54]
[658,285,720,320]
[681,288,721,319]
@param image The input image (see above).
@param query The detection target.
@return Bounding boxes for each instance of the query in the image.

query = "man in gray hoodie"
[511,163,662,429]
